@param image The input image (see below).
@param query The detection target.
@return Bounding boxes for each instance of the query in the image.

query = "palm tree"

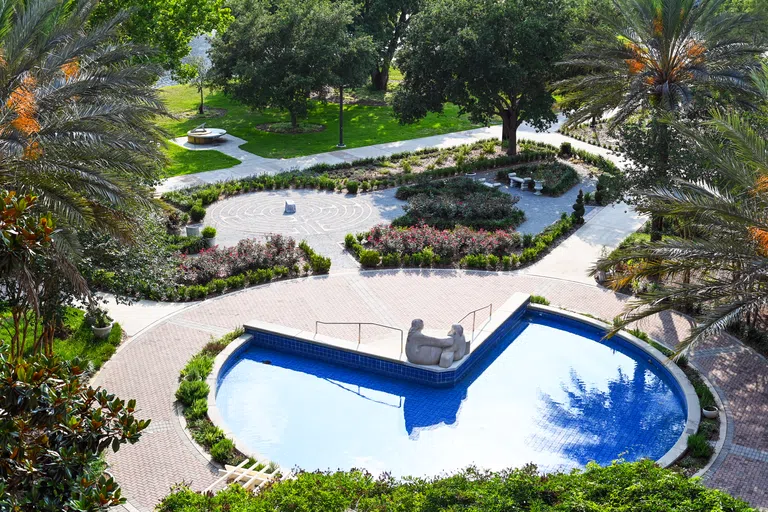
[558,0,766,241]
[0,0,168,239]
[592,110,768,353]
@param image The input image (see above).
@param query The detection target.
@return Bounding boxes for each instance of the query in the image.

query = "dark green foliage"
[189,204,206,223]
[694,382,716,410]
[359,250,382,267]
[0,348,149,511]
[184,398,208,421]
[298,241,332,275]
[530,295,550,305]
[393,0,570,154]
[177,330,244,466]
[210,438,235,464]
[393,177,525,230]
[175,380,210,407]
[209,0,372,127]
[687,433,714,459]
[201,226,217,239]
[559,142,572,156]
[344,233,356,249]
[346,180,359,194]
[157,460,753,511]
[572,189,585,223]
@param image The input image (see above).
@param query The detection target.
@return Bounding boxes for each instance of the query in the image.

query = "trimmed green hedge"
[160,139,557,211]
[157,460,753,511]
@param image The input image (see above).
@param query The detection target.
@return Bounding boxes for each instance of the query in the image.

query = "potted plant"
[702,405,719,419]
[201,226,217,248]
[87,306,113,339]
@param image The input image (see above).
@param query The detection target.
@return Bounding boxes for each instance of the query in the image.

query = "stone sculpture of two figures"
[405,319,470,368]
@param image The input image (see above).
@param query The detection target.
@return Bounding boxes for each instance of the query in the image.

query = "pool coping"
[207,300,699,471]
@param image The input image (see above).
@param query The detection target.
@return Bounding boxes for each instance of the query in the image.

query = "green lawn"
[163,143,241,178]
[158,85,483,160]
[1,307,122,370]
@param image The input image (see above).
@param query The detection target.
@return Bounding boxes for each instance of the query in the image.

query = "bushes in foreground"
[157,460,754,511]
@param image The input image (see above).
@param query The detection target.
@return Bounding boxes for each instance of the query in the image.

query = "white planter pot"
[92,322,114,339]
[186,224,202,237]
[702,406,719,419]
[533,180,544,196]
[204,237,216,248]
[595,269,607,283]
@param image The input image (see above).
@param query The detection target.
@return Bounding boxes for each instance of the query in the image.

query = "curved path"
[95,268,768,511]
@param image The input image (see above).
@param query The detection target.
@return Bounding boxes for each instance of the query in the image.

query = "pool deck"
[94,269,768,511]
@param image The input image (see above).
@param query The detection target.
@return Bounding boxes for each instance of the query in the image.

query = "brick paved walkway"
[93,270,768,511]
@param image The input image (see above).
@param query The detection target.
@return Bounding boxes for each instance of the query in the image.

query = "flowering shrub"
[179,234,301,285]
[366,224,522,259]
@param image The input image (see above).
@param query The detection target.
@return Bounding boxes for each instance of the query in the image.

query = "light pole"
[337,84,346,148]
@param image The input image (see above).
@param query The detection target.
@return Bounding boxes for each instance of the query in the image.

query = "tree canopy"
[89,0,232,71]
[355,0,421,91]
[210,0,372,128]
[392,0,571,154]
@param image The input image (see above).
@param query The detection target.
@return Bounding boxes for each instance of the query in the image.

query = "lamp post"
[337,84,346,148]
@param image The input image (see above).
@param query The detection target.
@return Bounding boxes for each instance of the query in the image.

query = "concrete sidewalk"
[158,114,626,193]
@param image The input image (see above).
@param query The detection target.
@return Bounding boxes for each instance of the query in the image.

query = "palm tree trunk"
[650,120,670,243]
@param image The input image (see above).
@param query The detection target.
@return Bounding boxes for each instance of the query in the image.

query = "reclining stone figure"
[406,319,469,368]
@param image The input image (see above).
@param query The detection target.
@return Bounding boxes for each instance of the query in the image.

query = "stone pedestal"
[284,200,296,214]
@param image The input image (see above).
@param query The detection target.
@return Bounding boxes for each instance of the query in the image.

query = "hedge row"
[160,139,558,211]
[157,459,752,511]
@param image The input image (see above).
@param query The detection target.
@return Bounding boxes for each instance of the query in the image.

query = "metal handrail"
[456,303,493,341]
[314,321,404,357]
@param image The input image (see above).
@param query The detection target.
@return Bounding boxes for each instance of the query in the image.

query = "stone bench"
[510,176,532,188]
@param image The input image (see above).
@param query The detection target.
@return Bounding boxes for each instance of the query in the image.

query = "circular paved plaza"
[95,270,768,512]
[205,189,404,269]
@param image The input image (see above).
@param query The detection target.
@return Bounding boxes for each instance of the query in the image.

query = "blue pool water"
[216,311,687,476]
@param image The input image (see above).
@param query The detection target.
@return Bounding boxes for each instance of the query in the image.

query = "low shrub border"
[160,138,561,211]
[157,459,751,511]
[175,328,280,476]
[299,240,332,274]
[347,213,579,271]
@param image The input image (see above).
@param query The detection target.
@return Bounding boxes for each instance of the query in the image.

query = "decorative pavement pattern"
[95,269,768,511]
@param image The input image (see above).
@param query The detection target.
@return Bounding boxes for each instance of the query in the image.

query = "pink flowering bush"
[366,224,522,260]
[179,234,301,284]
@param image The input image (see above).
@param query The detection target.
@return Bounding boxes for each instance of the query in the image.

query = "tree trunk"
[198,87,204,115]
[290,111,298,129]
[337,86,345,148]
[371,68,390,91]
[650,120,670,243]
[500,108,518,155]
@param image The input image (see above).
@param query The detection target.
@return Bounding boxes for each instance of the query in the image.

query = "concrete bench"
[510,176,532,188]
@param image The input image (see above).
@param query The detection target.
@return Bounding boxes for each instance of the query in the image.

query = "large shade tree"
[210,0,370,129]
[594,111,768,352]
[89,0,232,71]
[558,0,766,240]
[0,0,168,240]
[392,0,570,155]
[355,0,420,91]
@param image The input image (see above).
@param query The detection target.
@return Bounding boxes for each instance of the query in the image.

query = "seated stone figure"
[406,320,470,368]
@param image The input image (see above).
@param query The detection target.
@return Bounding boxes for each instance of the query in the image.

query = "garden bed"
[80,218,331,302]
[0,307,123,371]
[392,177,525,230]
[495,161,580,196]
[346,213,580,270]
